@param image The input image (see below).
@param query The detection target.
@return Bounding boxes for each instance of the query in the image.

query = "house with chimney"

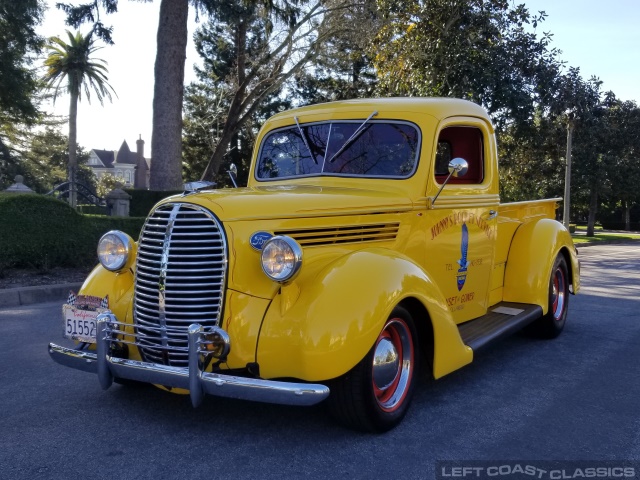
[87,136,150,189]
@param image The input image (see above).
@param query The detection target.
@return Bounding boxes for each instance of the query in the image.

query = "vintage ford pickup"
[50,98,579,432]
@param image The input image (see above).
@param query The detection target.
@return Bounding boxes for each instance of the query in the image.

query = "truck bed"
[490,198,563,305]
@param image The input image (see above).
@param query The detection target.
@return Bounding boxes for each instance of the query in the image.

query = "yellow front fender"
[79,265,135,323]
[256,248,473,381]
[503,219,580,312]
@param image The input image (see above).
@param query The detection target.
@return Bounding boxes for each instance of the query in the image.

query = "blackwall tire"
[328,306,419,432]
[529,254,570,339]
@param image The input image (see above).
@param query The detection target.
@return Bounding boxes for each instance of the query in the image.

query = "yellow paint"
[78,264,134,325]
[256,249,472,381]
[503,218,580,310]
[220,290,271,370]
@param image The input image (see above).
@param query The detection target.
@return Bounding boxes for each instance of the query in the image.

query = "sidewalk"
[0,282,83,308]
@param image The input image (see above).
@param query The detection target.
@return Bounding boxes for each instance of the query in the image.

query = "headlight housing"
[260,236,302,283]
[97,230,134,272]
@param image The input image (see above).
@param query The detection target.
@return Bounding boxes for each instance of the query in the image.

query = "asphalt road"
[1,244,640,480]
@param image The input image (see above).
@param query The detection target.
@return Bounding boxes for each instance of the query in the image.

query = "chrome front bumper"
[49,314,329,407]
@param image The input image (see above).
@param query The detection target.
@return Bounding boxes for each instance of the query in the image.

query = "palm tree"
[43,30,115,207]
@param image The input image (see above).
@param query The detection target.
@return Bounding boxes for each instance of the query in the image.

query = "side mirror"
[431,157,469,206]
[448,157,469,178]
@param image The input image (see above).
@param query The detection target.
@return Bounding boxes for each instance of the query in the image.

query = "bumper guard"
[49,313,329,407]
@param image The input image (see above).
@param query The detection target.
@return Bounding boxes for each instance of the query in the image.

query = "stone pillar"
[4,175,34,194]
[105,188,131,217]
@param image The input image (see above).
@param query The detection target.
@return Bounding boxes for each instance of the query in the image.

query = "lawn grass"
[570,223,640,244]
[572,231,640,244]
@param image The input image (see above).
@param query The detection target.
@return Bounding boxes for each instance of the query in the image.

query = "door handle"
[486,210,498,220]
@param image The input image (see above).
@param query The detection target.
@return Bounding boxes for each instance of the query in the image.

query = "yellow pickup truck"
[49,98,579,432]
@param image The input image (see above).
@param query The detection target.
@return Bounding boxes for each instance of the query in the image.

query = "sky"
[37,0,640,157]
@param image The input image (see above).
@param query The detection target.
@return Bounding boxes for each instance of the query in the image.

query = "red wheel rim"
[552,267,566,321]
[371,318,414,412]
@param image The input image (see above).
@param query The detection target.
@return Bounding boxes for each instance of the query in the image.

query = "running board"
[457,302,543,352]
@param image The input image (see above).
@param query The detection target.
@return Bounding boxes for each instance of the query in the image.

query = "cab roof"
[269,97,491,124]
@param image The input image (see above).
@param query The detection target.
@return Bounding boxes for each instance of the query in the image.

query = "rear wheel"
[328,306,419,432]
[529,254,570,338]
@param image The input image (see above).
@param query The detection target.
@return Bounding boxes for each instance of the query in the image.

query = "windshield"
[255,120,420,180]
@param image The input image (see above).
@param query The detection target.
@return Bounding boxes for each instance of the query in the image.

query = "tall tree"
[197,0,370,181]
[183,72,290,186]
[605,98,640,230]
[293,0,379,105]
[553,71,603,236]
[150,0,189,189]
[0,0,44,121]
[43,30,115,207]
[182,2,297,185]
[372,0,560,131]
[0,0,45,187]
[498,111,567,203]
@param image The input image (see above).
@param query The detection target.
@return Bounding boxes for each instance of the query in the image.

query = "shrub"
[600,221,640,232]
[124,188,182,217]
[0,193,145,271]
[77,204,108,215]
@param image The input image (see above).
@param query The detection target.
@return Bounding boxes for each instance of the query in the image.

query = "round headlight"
[260,236,302,283]
[97,231,133,272]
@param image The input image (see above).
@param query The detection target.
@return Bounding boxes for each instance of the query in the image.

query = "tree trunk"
[625,200,631,231]
[586,184,598,237]
[68,90,79,208]
[149,0,189,190]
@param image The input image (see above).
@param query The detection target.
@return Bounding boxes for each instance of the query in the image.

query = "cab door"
[423,118,500,324]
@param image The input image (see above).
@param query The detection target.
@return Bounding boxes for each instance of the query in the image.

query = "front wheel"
[328,306,419,432]
[529,254,570,338]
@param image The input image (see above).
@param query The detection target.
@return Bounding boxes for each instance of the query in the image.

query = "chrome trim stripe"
[158,204,180,349]
[423,194,500,209]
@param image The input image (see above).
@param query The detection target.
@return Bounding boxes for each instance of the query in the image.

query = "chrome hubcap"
[372,318,414,412]
[552,269,566,321]
[372,338,399,390]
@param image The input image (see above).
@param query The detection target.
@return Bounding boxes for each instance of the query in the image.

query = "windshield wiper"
[294,116,317,164]
[328,111,378,163]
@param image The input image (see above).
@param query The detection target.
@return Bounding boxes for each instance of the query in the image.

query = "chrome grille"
[134,202,227,367]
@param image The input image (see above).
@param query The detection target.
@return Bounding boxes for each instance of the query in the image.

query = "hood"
[160,184,413,221]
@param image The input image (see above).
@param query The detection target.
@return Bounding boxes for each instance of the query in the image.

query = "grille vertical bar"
[133,202,227,367]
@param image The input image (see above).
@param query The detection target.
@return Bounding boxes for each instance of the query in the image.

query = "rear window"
[255,121,420,180]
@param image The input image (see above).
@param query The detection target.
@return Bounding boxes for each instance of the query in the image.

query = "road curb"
[0,283,83,308]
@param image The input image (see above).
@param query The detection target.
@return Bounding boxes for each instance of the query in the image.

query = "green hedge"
[77,204,108,215]
[123,188,182,217]
[600,221,640,232]
[0,193,146,271]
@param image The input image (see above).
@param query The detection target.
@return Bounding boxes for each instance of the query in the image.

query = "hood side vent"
[275,223,400,247]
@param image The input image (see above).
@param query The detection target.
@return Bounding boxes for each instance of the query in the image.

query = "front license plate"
[62,304,100,343]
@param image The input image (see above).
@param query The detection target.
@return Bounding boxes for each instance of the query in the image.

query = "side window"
[435,141,452,175]
[435,126,484,184]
